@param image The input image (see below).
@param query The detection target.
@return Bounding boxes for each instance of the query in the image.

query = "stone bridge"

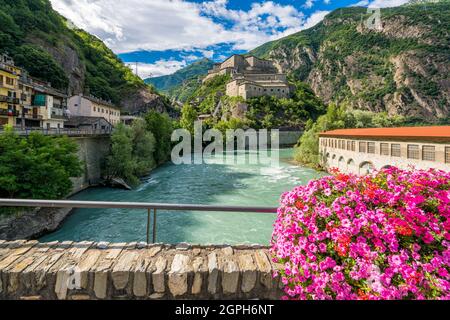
[0,240,283,300]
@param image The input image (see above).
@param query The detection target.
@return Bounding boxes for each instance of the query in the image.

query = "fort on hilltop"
[204,54,291,100]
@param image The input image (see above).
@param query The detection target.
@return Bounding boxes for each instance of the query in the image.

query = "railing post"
[146,208,151,244]
[153,208,157,244]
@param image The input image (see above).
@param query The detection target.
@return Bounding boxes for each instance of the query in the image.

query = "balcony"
[0,109,19,117]
[51,114,67,120]
[0,95,20,104]
[18,113,43,120]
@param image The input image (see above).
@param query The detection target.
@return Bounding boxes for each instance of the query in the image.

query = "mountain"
[251,1,450,122]
[145,58,214,102]
[0,0,172,115]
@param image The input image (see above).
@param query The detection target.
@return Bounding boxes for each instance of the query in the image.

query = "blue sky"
[50,0,410,78]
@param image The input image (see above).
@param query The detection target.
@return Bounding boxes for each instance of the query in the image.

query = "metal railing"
[0,127,113,137]
[0,199,277,244]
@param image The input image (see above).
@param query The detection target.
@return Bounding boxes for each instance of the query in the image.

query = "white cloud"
[50,0,320,54]
[368,0,410,7]
[351,0,410,7]
[126,60,187,78]
[275,10,330,38]
[351,0,370,6]
[302,10,330,29]
[303,0,316,9]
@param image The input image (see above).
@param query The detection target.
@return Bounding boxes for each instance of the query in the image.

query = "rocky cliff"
[251,2,450,122]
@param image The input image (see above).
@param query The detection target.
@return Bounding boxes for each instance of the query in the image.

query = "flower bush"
[271,167,450,300]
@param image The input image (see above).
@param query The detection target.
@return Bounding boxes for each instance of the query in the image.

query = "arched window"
[359,161,375,175]
[338,156,345,170]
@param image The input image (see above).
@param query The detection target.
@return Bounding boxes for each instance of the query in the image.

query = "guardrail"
[0,127,113,136]
[0,199,278,244]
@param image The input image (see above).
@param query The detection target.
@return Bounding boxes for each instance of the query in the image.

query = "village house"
[20,73,68,129]
[120,115,140,125]
[64,116,113,132]
[68,94,121,125]
[204,54,291,100]
[0,54,68,129]
[0,55,20,127]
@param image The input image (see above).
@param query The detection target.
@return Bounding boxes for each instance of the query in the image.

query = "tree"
[104,124,138,186]
[131,119,156,177]
[104,120,158,187]
[180,104,198,135]
[145,111,174,165]
[0,128,83,214]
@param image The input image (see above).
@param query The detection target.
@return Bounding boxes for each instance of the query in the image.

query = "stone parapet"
[0,241,283,300]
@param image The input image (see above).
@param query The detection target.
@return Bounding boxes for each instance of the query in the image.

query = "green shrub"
[145,111,174,165]
[104,120,157,187]
[0,128,83,215]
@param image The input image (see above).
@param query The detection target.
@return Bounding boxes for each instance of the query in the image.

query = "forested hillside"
[0,0,172,114]
[251,1,450,122]
[145,58,214,101]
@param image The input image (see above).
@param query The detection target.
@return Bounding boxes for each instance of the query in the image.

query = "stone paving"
[0,240,283,300]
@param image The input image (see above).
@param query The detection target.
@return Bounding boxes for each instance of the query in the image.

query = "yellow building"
[0,55,21,127]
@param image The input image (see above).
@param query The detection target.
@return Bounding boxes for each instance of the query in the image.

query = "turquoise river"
[41,149,323,245]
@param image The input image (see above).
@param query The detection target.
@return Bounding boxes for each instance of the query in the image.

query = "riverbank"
[0,207,74,240]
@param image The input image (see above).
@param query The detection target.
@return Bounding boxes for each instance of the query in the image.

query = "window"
[391,144,401,157]
[6,77,14,86]
[0,75,3,85]
[359,142,367,153]
[380,143,389,156]
[446,147,450,163]
[422,145,435,161]
[407,145,420,160]
[347,141,351,150]
[367,142,375,154]
[93,107,96,112]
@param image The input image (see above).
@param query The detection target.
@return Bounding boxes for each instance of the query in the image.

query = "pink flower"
[271,167,450,300]
[319,243,327,253]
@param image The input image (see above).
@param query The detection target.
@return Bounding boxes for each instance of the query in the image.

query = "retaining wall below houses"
[71,136,111,194]
[0,241,283,300]
[278,131,302,147]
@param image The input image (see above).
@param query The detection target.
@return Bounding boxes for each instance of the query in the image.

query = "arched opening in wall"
[331,154,336,167]
[347,159,356,174]
[359,161,375,176]
[323,152,330,165]
[338,156,345,171]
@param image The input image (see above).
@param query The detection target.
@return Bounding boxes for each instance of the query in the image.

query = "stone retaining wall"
[0,241,283,300]
[71,136,111,194]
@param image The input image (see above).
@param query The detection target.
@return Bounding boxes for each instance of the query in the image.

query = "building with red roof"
[319,126,450,175]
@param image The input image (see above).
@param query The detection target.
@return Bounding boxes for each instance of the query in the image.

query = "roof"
[320,126,450,141]
[65,116,111,127]
[120,116,140,120]
[77,94,119,109]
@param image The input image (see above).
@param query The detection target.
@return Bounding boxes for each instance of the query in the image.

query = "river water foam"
[40,149,323,245]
